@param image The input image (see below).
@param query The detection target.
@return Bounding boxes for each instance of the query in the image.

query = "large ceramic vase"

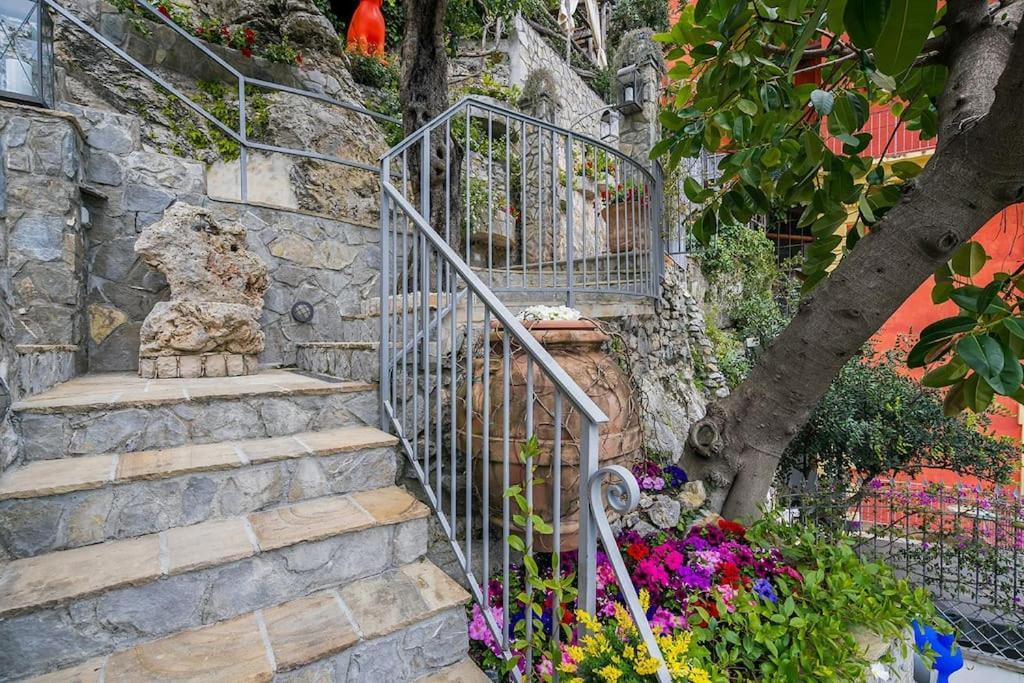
[458,319,641,552]
[604,202,634,253]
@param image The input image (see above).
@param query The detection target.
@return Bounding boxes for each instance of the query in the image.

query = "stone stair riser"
[0,446,397,560]
[0,517,426,681]
[15,390,379,461]
[273,608,469,683]
[297,347,380,384]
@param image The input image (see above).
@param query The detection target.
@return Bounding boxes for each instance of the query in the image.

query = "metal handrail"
[379,97,670,679]
[382,185,607,425]
[384,95,655,185]
[44,0,399,196]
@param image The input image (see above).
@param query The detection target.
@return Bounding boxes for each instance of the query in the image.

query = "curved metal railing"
[380,97,669,680]
[44,0,398,196]
[384,96,662,307]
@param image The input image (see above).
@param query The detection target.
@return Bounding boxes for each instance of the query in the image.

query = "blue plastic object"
[912,620,964,683]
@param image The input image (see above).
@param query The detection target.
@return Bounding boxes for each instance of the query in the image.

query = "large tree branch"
[686,13,1024,519]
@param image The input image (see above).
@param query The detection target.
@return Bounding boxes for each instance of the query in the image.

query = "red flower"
[295,53,304,65]
[719,561,741,586]
[718,518,747,536]
[241,47,253,58]
[244,28,256,45]
[626,542,650,561]
[158,5,170,17]
[220,25,230,38]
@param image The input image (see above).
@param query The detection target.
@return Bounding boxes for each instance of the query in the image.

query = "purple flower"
[664,465,688,488]
[753,578,778,604]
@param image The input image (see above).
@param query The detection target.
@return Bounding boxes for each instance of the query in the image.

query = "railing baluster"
[501,332,511,654]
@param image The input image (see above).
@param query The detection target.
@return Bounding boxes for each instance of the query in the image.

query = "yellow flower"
[564,645,584,663]
[639,588,651,613]
[688,667,711,683]
[613,603,637,636]
[597,664,623,683]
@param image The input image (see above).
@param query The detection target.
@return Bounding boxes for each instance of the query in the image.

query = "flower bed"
[469,509,942,681]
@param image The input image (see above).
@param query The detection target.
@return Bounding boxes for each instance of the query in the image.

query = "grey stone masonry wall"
[0,104,88,472]
[508,15,606,137]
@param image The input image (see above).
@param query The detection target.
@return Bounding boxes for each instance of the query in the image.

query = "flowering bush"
[469,514,943,681]
[517,305,582,322]
[562,595,710,683]
[632,460,688,493]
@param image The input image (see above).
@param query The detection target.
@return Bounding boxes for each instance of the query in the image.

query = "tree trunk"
[685,0,1024,519]
[399,0,459,233]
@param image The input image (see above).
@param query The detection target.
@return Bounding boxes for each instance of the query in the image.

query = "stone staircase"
[0,370,485,682]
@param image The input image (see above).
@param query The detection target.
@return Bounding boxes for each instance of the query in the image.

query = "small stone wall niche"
[135,203,268,378]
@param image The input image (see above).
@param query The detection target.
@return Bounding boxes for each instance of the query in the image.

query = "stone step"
[298,342,381,383]
[22,560,470,683]
[11,369,378,461]
[416,658,492,682]
[0,488,430,680]
[0,426,399,559]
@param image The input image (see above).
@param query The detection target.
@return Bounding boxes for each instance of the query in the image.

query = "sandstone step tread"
[416,658,492,682]
[12,369,374,414]
[25,561,470,682]
[0,425,397,501]
[0,487,427,618]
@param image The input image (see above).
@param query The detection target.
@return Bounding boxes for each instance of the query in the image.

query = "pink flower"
[468,604,502,656]
[664,549,685,572]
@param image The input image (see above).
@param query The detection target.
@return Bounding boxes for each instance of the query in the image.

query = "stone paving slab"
[416,658,492,682]
[24,562,469,682]
[0,488,427,618]
[12,370,374,414]
[0,426,397,501]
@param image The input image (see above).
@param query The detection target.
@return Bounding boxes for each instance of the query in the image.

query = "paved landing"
[13,369,373,412]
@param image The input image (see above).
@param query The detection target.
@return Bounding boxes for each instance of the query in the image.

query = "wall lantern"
[599,109,619,142]
[0,0,53,107]
[616,64,642,115]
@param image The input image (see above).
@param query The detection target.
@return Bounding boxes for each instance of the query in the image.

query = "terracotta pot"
[457,319,641,551]
[604,202,634,253]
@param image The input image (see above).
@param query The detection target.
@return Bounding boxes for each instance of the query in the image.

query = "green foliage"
[910,240,1024,413]
[347,51,399,89]
[378,0,528,51]
[695,224,798,386]
[456,72,523,104]
[689,517,943,682]
[607,0,671,50]
[653,0,946,293]
[164,81,271,162]
[782,343,1018,488]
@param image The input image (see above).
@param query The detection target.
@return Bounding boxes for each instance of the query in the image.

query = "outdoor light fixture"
[616,64,642,115]
[599,108,619,142]
[0,0,53,107]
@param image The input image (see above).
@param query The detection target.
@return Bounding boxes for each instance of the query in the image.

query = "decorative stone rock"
[135,205,268,375]
[647,495,681,530]
[135,204,267,308]
[677,480,707,512]
[139,302,264,357]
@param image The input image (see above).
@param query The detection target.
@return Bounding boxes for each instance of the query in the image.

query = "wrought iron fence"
[380,97,670,680]
[384,97,661,308]
[771,480,1024,667]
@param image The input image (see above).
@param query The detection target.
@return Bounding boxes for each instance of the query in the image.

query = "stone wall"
[508,16,606,137]
[0,104,88,471]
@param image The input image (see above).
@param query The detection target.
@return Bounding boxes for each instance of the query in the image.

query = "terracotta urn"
[604,201,634,253]
[458,319,641,551]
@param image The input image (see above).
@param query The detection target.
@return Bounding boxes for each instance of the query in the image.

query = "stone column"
[0,106,87,390]
[613,29,666,163]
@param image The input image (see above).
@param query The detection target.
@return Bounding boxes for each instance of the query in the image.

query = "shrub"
[607,0,669,51]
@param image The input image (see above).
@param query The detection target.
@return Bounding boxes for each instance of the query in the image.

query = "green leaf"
[931,281,953,304]
[810,89,835,115]
[950,242,988,277]
[962,373,995,412]
[955,334,1009,390]
[891,160,922,179]
[874,0,939,75]
[737,98,758,116]
[921,359,968,387]
[1001,317,1024,340]
[919,315,978,341]
[844,0,890,48]
[788,0,830,78]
